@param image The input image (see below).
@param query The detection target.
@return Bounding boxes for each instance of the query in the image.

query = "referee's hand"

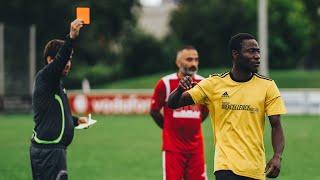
[70,19,84,39]
[78,117,88,125]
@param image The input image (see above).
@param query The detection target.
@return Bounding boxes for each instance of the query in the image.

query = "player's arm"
[265,115,284,178]
[150,110,164,129]
[150,80,166,129]
[201,106,209,122]
[265,81,287,178]
[168,76,195,109]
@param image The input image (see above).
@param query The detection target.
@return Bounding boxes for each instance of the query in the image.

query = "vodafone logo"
[73,95,89,113]
[68,92,153,115]
[90,95,151,114]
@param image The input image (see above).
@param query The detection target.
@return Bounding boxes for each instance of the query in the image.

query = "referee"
[30,19,88,180]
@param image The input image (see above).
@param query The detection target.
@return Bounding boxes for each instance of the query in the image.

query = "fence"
[0,23,36,112]
[281,89,320,115]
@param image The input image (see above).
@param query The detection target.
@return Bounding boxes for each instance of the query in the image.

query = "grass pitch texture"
[0,114,319,179]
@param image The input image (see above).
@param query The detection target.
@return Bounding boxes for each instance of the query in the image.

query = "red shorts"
[162,150,207,180]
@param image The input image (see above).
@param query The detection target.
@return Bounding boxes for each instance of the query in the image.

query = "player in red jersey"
[150,46,209,180]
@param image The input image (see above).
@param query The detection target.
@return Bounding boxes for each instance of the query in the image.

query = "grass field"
[95,69,320,89]
[0,114,320,180]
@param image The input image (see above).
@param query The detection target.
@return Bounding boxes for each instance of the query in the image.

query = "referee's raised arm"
[42,19,84,82]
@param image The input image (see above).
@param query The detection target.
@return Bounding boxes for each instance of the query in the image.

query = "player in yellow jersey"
[168,33,286,180]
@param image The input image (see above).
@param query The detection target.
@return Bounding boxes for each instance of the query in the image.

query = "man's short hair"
[176,45,197,61]
[43,39,65,65]
[229,33,256,54]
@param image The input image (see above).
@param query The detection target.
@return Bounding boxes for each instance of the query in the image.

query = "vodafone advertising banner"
[68,89,320,115]
[68,90,152,115]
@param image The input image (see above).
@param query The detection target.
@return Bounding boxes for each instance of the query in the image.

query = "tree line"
[0,0,318,88]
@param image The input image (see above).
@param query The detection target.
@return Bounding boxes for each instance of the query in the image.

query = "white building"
[138,0,178,39]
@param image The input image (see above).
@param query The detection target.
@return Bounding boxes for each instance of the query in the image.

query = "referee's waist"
[31,140,67,149]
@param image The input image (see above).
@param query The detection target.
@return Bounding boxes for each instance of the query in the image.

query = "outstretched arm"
[265,115,285,178]
[168,76,196,109]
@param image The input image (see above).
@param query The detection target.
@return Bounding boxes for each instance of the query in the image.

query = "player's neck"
[230,67,253,82]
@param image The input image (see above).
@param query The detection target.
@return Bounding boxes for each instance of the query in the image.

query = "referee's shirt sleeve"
[265,80,287,116]
[72,116,79,127]
[187,79,209,105]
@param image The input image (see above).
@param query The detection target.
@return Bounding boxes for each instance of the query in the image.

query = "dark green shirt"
[31,36,78,147]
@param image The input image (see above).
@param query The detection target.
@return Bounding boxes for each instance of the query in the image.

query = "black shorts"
[30,144,68,180]
[215,170,257,180]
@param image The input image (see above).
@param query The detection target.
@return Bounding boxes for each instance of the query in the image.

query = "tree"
[0,0,140,67]
[169,0,312,69]
[169,0,257,68]
[300,0,320,69]
[268,0,312,69]
[120,28,167,76]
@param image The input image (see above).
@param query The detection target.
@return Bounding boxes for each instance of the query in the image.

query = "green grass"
[0,114,320,179]
[271,70,320,88]
[95,69,320,89]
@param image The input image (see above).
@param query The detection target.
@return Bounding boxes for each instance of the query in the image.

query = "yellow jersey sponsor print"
[187,72,286,180]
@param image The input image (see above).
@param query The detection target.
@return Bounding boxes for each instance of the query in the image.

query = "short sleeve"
[187,78,209,105]
[265,81,287,116]
[150,80,166,110]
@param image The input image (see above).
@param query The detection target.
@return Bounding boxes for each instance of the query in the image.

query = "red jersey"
[151,73,207,152]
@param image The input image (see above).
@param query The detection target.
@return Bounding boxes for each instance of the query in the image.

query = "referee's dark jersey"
[31,36,78,148]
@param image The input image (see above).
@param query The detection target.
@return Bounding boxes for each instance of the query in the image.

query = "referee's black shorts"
[29,144,68,180]
[215,170,258,180]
